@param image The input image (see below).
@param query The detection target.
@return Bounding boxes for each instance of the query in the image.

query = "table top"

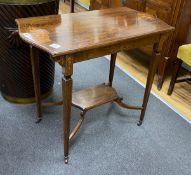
[16,7,174,57]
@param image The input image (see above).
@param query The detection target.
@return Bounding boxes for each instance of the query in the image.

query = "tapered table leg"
[138,43,161,126]
[30,46,42,123]
[108,53,117,86]
[62,58,73,164]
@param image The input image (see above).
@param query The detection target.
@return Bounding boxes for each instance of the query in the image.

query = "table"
[16,7,174,163]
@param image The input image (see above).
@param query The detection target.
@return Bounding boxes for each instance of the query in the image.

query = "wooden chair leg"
[167,58,183,95]
[157,57,168,90]
[30,46,42,123]
[108,53,117,86]
[70,0,74,13]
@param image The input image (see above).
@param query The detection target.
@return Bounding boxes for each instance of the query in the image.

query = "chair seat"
[177,44,191,66]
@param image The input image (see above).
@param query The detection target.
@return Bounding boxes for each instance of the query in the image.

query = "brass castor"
[137,120,143,126]
[35,118,42,123]
[64,156,69,164]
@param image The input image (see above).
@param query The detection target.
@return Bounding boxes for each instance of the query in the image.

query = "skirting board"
[75,0,89,10]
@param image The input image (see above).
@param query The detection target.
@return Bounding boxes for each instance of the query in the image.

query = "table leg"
[108,53,117,86]
[138,43,161,126]
[62,60,73,164]
[70,0,74,13]
[30,46,42,123]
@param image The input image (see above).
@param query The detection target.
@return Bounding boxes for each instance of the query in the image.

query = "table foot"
[64,156,69,164]
[35,118,42,123]
[137,120,143,126]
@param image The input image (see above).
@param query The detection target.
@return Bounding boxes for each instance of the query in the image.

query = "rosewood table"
[16,7,174,164]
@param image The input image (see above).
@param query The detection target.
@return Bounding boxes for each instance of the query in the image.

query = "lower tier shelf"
[72,84,119,111]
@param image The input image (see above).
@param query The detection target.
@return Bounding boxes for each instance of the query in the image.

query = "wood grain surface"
[17,4,174,163]
[72,84,119,111]
[16,7,173,58]
[60,0,191,124]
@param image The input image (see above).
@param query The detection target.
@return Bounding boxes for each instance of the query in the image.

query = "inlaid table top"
[16,7,174,164]
[16,7,173,58]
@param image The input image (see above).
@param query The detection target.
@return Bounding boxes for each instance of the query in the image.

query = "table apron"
[56,34,161,66]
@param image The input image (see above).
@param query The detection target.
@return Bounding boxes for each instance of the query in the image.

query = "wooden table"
[16,7,173,164]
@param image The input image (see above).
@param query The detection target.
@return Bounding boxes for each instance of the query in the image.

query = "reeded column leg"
[62,59,73,164]
[138,43,161,126]
[30,46,42,123]
[108,53,117,86]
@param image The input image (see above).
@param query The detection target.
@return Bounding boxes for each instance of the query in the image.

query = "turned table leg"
[30,46,42,123]
[62,58,73,164]
[108,53,117,86]
[138,43,161,126]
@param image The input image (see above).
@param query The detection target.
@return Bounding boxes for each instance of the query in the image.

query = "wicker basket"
[0,0,59,103]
